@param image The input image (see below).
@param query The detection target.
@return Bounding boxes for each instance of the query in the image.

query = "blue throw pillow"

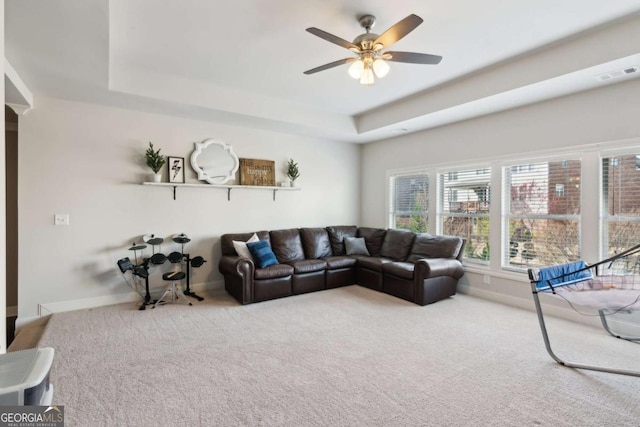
[246,240,279,268]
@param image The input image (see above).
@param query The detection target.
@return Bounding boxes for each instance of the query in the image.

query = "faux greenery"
[287,158,300,181]
[145,142,166,174]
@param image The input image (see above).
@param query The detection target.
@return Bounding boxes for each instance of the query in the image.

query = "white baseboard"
[458,284,534,311]
[458,283,603,329]
[15,280,223,329]
[22,280,632,337]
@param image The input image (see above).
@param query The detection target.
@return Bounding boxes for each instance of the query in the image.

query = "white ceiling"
[5,0,640,143]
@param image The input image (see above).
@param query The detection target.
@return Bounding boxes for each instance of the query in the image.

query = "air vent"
[391,128,410,133]
[597,66,638,81]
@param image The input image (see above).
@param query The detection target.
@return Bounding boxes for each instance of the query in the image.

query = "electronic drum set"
[117,233,206,310]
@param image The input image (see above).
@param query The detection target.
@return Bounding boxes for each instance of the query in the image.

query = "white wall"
[17,96,360,323]
[361,78,640,310]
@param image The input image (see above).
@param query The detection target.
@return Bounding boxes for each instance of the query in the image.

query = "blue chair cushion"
[247,240,279,269]
[536,260,592,291]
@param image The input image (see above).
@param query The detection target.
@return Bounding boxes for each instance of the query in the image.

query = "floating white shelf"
[142,182,301,201]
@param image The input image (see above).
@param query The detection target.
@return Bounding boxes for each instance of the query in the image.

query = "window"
[439,167,491,263]
[601,154,640,258]
[503,159,581,269]
[389,172,429,233]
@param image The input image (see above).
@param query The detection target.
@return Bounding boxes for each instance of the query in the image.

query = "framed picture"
[168,156,185,183]
[239,158,276,186]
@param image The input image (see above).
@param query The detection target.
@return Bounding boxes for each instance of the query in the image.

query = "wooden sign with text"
[239,158,276,186]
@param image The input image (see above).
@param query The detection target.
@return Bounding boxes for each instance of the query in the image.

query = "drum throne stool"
[153,270,191,308]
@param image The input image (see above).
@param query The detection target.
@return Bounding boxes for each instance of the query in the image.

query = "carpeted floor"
[36,286,640,426]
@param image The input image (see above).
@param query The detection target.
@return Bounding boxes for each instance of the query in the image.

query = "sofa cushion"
[269,228,305,262]
[221,231,270,256]
[380,229,416,261]
[254,263,294,280]
[357,227,387,256]
[300,228,332,259]
[247,240,279,268]
[357,256,394,272]
[322,256,357,270]
[286,259,327,274]
[382,262,415,280]
[232,233,259,259]
[407,234,464,262]
[326,225,358,255]
[344,237,370,256]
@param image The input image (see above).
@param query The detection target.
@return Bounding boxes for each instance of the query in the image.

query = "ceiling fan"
[304,14,442,86]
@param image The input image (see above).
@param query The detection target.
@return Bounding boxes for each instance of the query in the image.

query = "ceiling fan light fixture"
[304,13,441,87]
[360,66,375,86]
[348,59,365,79]
[373,58,390,78]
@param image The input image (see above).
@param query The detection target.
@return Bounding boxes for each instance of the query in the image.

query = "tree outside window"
[439,168,491,263]
[504,160,581,269]
[389,173,429,233]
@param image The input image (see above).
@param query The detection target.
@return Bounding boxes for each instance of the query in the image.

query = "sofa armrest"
[219,255,255,278]
[219,255,256,304]
[414,258,464,280]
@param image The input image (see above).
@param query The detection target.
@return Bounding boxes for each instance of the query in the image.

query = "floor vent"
[597,66,638,81]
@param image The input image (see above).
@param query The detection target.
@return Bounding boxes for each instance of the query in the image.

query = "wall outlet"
[483,275,491,285]
[54,214,70,226]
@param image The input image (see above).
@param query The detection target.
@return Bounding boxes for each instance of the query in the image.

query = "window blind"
[388,172,429,233]
[438,167,491,263]
[503,159,581,269]
[601,154,640,258]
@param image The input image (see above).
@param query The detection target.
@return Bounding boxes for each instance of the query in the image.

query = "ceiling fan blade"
[303,58,356,75]
[374,14,423,48]
[385,51,442,64]
[306,27,359,51]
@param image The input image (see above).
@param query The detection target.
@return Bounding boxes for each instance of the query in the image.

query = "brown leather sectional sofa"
[218,226,465,306]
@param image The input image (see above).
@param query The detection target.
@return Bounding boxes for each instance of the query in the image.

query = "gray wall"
[17,96,360,323]
[361,77,640,311]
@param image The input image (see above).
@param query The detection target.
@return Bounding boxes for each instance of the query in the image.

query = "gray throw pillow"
[345,237,370,256]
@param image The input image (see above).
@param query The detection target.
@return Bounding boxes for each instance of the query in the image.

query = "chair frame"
[528,244,640,377]
[530,285,640,377]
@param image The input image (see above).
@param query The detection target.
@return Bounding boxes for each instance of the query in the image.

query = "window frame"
[387,168,430,233]
[600,150,640,260]
[436,164,492,265]
[501,155,583,272]
[382,139,640,280]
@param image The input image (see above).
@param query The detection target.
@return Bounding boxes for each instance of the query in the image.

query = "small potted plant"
[287,158,300,187]
[145,142,166,182]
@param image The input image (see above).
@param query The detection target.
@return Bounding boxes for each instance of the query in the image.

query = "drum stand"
[119,234,207,309]
[117,256,154,310]
[173,233,206,301]
[136,259,154,310]
[183,254,206,301]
